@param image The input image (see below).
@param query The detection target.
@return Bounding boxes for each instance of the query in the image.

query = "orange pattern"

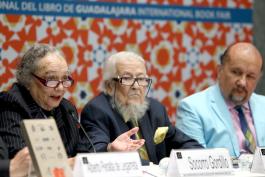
[0,1,253,123]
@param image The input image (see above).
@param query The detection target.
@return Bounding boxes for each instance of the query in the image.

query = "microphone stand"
[69,111,96,153]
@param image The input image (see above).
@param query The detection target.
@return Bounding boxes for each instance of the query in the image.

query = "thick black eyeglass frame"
[112,76,152,86]
[31,73,74,88]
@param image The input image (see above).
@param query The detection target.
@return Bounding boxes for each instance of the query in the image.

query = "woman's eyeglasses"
[31,73,74,88]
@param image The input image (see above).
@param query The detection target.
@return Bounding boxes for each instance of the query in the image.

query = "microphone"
[69,110,96,153]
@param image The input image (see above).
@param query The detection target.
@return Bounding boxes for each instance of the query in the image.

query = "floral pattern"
[0,0,253,123]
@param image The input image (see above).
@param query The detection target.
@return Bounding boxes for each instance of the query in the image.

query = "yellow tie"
[235,106,256,153]
[130,119,149,160]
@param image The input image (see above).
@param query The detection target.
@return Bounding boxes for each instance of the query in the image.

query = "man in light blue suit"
[176,42,265,157]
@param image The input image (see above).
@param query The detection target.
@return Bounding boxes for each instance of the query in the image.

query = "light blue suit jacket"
[176,84,265,157]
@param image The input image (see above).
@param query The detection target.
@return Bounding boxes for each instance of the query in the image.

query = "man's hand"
[107,127,145,152]
[10,147,31,177]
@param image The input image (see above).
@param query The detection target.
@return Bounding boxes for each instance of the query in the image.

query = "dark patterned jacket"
[0,136,9,177]
[0,83,89,158]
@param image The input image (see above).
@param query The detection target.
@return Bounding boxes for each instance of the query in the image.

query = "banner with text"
[0,0,253,122]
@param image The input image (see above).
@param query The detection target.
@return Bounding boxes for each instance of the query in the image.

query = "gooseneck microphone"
[69,110,97,153]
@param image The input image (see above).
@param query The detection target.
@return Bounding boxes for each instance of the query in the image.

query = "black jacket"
[81,92,203,164]
[0,137,9,177]
[0,83,89,158]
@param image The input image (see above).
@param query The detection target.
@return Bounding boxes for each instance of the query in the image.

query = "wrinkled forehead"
[116,58,147,76]
[36,53,69,74]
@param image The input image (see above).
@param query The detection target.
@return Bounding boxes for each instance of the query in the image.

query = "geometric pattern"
[0,0,253,123]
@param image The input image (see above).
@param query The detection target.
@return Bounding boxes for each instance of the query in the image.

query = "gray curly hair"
[16,43,65,88]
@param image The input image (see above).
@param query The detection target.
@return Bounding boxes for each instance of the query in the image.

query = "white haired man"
[81,51,202,165]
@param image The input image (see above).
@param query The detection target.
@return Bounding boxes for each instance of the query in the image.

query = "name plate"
[73,152,142,177]
[251,147,265,173]
[167,148,233,177]
[21,119,73,177]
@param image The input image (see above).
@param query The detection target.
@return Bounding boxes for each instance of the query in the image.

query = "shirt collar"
[226,100,249,111]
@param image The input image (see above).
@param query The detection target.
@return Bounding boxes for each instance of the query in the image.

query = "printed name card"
[166,148,233,177]
[73,152,142,177]
[21,118,73,177]
[251,147,265,173]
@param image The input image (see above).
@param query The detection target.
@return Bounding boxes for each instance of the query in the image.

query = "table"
[141,164,265,177]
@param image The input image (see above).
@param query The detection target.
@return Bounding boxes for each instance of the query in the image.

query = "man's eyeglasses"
[113,76,152,86]
[32,73,74,88]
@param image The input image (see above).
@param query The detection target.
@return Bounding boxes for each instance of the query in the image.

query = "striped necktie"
[235,106,256,153]
[130,119,149,160]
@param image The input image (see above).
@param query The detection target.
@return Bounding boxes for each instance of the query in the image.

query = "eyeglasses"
[113,76,152,86]
[32,73,74,88]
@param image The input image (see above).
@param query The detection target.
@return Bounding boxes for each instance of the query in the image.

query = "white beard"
[111,98,149,123]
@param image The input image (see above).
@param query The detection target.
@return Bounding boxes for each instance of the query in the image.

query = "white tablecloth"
[141,164,265,177]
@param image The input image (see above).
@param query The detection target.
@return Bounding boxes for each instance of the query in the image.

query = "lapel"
[210,84,239,156]
[104,94,131,136]
[27,101,44,118]
[249,94,265,146]
[117,114,131,135]
[27,97,65,129]
[138,113,158,164]
[12,84,44,119]
[53,108,64,129]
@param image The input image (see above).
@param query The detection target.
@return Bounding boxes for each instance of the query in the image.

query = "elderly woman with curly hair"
[0,44,89,164]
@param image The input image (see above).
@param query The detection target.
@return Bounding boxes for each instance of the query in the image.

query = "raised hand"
[107,127,145,152]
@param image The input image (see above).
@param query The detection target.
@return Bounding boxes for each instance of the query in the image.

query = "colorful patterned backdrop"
[0,0,253,123]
